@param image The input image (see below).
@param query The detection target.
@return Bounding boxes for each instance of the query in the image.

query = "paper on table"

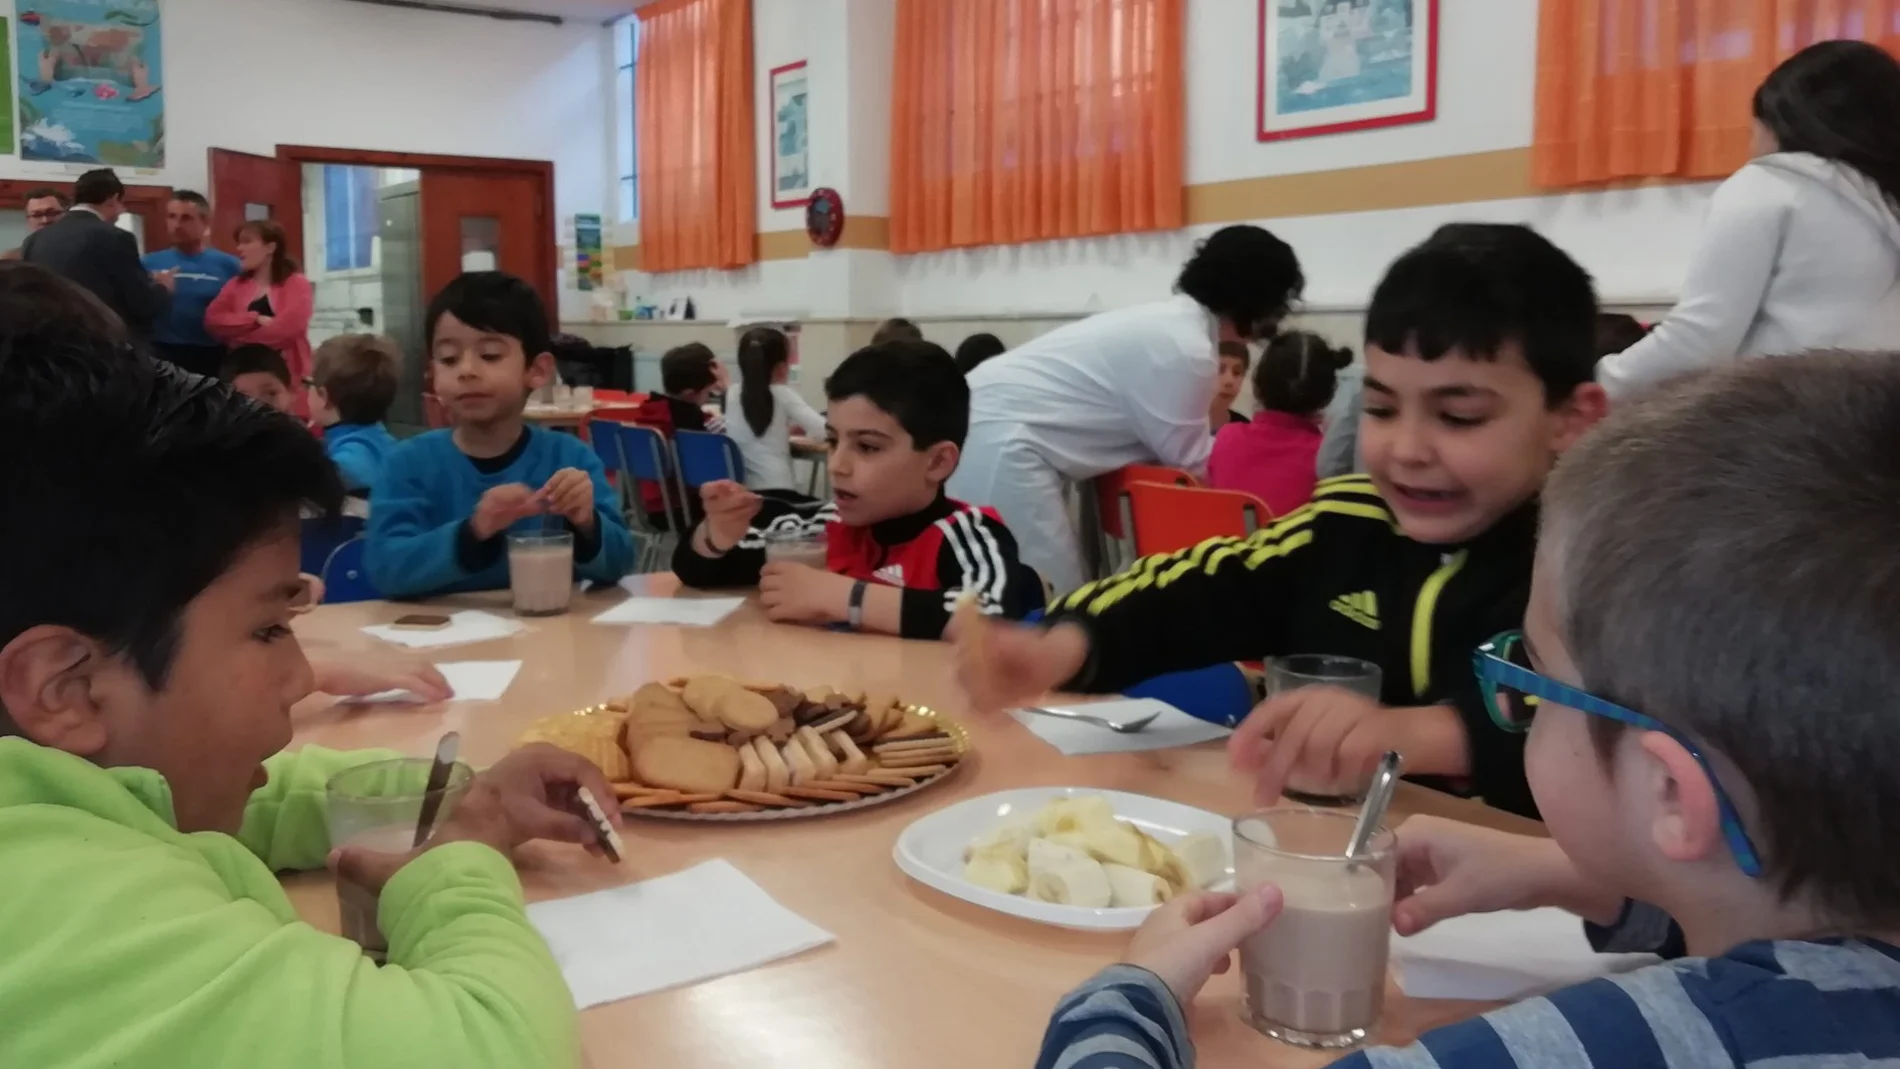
[338,660,523,705]
[360,610,525,650]
[526,859,835,1009]
[593,595,745,627]
[1391,907,1660,1001]
[1010,699,1232,755]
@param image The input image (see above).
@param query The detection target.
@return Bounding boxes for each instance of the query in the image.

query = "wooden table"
[288,576,1538,1069]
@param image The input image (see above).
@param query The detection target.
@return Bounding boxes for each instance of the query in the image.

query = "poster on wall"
[1256,0,1436,142]
[0,20,14,155]
[574,213,604,291]
[770,60,811,209]
[15,0,165,168]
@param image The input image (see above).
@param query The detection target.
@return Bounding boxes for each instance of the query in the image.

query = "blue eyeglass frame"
[1472,630,1764,878]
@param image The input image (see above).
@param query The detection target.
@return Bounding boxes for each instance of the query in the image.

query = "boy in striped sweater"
[1037,352,1900,1069]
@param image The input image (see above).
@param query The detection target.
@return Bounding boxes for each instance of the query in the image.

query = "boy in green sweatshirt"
[0,263,621,1069]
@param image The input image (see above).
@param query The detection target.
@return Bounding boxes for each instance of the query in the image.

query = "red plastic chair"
[1094,464,1200,541]
[1126,481,1272,558]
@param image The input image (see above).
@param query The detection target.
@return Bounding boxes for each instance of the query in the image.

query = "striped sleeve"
[1046,476,1391,693]
[906,508,1038,638]
[1035,966,1193,1069]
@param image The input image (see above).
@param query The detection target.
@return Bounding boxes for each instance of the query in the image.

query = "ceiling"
[339,0,646,26]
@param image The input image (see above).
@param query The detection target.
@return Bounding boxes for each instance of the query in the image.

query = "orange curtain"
[636,0,756,272]
[1534,0,1900,187]
[890,0,1185,255]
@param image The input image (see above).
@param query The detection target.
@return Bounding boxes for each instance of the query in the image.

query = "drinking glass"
[325,758,474,961]
[1268,654,1383,803]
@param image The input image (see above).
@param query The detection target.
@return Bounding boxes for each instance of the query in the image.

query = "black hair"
[220,344,292,388]
[954,332,1007,376]
[1594,313,1651,358]
[1175,225,1305,340]
[1366,223,1599,403]
[24,187,69,209]
[661,342,719,396]
[72,168,125,207]
[825,340,967,449]
[0,264,342,712]
[870,318,924,347]
[736,326,790,436]
[1754,40,1900,214]
[169,189,211,213]
[424,271,551,360]
[1254,331,1352,415]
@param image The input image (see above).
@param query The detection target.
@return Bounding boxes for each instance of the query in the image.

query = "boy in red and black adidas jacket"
[675,340,1043,639]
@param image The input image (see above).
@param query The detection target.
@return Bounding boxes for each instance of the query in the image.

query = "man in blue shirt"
[141,191,241,378]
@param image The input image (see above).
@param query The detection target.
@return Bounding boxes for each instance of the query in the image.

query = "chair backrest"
[319,537,381,604]
[1093,464,1199,540]
[673,429,745,488]
[1126,481,1268,558]
[592,404,650,424]
[300,515,365,577]
[588,418,627,477]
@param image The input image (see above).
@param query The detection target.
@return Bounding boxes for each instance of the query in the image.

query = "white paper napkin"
[337,660,523,705]
[594,593,745,627]
[1010,698,1233,755]
[1391,907,1660,1001]
[526,859,835,1009]
[360,610,525,650]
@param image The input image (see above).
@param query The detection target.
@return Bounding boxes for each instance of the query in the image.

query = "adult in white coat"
[947,225,1305,594]
[1600,40,1900,398]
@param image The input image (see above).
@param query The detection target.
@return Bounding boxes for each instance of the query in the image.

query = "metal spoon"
[1020,705,1160,734]
[1344,750,1403,869]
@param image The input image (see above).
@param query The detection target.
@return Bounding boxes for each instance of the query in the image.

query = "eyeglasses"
[1472,630,1763,878]
[27,209,64,222]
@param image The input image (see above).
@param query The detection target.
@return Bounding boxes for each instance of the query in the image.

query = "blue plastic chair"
[599,421,685,573]
[301,515,365,578]
[673,429,746,488]
[320,537,381,604]
[588,418,631,513]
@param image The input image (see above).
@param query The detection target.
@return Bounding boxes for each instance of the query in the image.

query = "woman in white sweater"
[727,326,826,496]
[1600,40,1900,398]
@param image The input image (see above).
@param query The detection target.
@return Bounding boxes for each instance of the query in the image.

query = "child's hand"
[470,483,542,540]
[758,562,851,624]
[312,654,453,703]
[1393,816,1622,934]
[1124,885,1285,1006]
[540,468,596,531]
[1228,688,1463,805]
[700,480,762,552]
[949,617,1091,715]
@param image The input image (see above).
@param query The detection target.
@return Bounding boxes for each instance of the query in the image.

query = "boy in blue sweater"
[367,273,633,597]
[1035,352,1900,1069]
[310,333,401,494]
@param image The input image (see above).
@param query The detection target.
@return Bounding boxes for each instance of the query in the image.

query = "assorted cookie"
[522,675,969,817]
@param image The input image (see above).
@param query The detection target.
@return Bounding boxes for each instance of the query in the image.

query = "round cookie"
[681,675,741,719]
[631,736,743,794]
[710,687,779,732]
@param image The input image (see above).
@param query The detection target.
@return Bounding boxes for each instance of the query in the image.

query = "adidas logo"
[1329,590,1379,629]
[874,564,905,586]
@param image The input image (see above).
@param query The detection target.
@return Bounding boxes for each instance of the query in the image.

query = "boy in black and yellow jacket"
[955,224,1608,818]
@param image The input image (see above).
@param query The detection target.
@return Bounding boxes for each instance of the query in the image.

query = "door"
[420,169,550,313]
[207,148,304,262]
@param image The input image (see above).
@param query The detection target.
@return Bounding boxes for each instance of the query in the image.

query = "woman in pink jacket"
[206,219,314,410]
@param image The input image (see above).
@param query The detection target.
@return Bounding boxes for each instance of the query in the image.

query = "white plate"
[893,787,1235,931]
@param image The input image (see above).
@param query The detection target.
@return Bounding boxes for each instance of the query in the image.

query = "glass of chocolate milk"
[1268,654,1384,804]
[762,528,828,569]
[1234,807,1397,1049]
[324,758,475,962]
[507,530,575,616]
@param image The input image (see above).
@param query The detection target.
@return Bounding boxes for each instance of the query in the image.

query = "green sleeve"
[238,746,403,872]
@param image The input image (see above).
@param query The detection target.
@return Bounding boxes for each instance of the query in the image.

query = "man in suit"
[23,168,173,336]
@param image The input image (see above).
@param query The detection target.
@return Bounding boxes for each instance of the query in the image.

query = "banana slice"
[1103,863,1174,907]
[1076,817,1147,870]
[1037,795,1116,836]
[964,853,1029,894]
[1172,832,1229,890]
[1028,857,1112,907]
[1027,836,1094,879]
[965,814,1037,861]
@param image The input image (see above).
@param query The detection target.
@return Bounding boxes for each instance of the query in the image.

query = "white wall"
[0,0,612,229]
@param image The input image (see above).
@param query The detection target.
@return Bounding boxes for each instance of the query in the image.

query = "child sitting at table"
[1207,331,1354,516]
[1208,340,1252,429]
[0,262,620,1068]
[221,342,297,415]
[727,324,826,497]
[633,341,728,525]
[957,224,1611,818]
[309,333,401,494]
[1036,350,1900,1069]
[367,271,633,597]
[674,339,1043,638]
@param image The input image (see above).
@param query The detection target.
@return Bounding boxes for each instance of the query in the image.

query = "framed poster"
[1257,0,1437,143]
[16,0,165,167]
[769,60,811,209]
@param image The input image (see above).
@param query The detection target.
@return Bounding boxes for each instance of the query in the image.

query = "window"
[616,16,640,222]
[322,165,377,272]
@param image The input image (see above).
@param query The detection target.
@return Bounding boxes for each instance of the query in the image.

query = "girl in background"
[1207,331,1351,516]
[727,325,826,498]
[954,332,1007,376]
[206,219,314,413]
